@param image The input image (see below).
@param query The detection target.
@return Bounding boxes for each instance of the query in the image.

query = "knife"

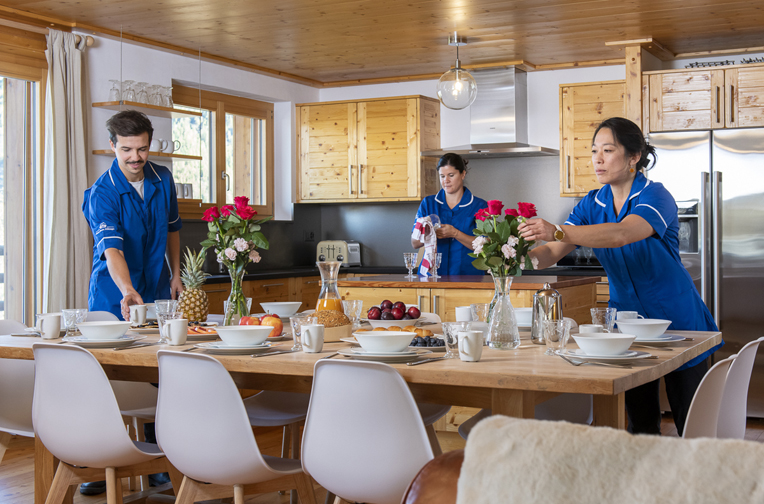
[407,356,446,366]
[113,343,157,351]
[251,349,298,358]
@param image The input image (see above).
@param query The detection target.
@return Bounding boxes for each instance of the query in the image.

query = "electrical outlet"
[303,231,315,242]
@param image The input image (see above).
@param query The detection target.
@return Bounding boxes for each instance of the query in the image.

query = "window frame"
[173,85,274,219]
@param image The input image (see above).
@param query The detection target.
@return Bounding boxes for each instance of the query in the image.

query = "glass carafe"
[316,261,344,313]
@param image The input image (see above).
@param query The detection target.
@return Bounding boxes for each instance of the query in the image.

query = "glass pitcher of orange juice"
[316,261,344,313]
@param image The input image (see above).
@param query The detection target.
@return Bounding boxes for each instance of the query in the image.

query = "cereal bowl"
[215,325,273,347]
[260,302,302,318]
[572,334,636,356]
[615,319,671,340]
[76,321,132,340]
[353,331,417,353]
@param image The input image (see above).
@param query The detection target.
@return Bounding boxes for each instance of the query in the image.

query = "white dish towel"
[411,216,437,277]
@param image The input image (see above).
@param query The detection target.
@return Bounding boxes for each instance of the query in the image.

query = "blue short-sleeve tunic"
[564,172,721,369]
[414,187,488,275]
[82,160,182,319]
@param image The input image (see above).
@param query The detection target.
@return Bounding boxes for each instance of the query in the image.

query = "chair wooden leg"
[425,424,443,457]
[293,472,317,504]
[105,467,121,504]
[44,462,75,504]
[174,476,201,504]
[166,460,184,495]
[324,492,336,504]
[233,484,245,504]
[0,431,12,464]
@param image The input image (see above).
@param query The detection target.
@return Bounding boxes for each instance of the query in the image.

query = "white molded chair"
[32,343,181,503]
[86,310,119,321]
[302,359,434,504]
[683,355,736,439]
[0,319,34,463]
[155,350,316,504]
[717,337,764,439]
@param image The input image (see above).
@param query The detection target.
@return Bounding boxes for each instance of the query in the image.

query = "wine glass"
[108,80,121,102]
[583,247,593,265]
[61,309,78,338]
[432,253,443,279]
[404,252,416,279]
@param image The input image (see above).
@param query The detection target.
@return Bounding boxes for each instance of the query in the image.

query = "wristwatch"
[554,225,565,242]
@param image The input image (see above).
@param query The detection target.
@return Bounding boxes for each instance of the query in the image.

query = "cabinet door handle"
[304,280,320,285]
[205,289,227,293]
[432,295,440,316]
[729,85,735,124]
[348,164,353,195]
[418,295,424,309]
[566,155,571,189]
[358,164,363,195]
[715,86,721,124]
[261,283,284,287]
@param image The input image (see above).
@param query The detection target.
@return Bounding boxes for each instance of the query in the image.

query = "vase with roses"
[469,200,539,349]
[200,196,272,325]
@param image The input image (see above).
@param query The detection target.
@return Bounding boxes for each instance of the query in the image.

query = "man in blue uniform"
[80,110,182,495]
[83,110,183,320]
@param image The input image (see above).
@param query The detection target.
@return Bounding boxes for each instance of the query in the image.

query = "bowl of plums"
[365,299,422,328]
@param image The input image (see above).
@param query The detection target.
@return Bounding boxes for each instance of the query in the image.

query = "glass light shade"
[437,67,478,110]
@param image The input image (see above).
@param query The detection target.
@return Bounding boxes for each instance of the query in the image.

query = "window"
[172,86,274,217]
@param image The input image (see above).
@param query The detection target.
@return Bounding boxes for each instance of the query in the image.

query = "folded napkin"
[412,217,437,277]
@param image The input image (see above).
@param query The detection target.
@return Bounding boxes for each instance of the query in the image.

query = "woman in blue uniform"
[518,117,721,436]
[412,153,488,275]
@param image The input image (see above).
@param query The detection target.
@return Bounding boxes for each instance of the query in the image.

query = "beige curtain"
[42,30,91,312]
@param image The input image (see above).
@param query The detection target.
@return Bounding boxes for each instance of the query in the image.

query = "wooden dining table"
[0,329,722,504]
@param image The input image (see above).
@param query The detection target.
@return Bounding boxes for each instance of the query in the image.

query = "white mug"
[150,138,162,152]
[175,183,184,199]
[165,318,188,346]
[455,306,473,322]
[302,324,324,353]
[129,304,147,326]
[183,183,193,199]
[37,313,62,340]
[579,324,606,333]
[458,330,483,362]
[161,139,181,154]
[617,311,644,320]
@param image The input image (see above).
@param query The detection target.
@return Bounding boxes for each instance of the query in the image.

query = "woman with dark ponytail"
[518,117,721,436]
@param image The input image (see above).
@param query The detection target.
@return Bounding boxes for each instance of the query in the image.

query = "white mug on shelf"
[150,138,162,152]
[302,324,324,353]
[165,318,188,346]
[175,183,184,199]
[161,139,181,154]
[129,304,147,326]
[183,183,193,199]
[458,330,483,362]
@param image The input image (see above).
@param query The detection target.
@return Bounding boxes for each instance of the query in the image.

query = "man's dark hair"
[106,110,154,145]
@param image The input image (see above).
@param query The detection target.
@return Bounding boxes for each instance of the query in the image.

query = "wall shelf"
[92,150,203,162]
[92,101,202,119]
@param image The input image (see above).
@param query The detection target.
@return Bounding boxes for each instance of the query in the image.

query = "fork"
[558,353,632,369]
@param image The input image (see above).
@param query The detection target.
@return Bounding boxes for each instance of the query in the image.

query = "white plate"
[340,337,359,345]
[558,349,652,364]
[343,336,446,352]
[337,348,431,363]
[571,349,639,359]
[194,342,280,355]
[63,334,147,348]
[630,334,686,345]
[186,331,219,341]
[350,347,418,357]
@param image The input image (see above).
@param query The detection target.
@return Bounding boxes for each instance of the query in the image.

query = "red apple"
[239,316,260,325]
[260,315,284,337]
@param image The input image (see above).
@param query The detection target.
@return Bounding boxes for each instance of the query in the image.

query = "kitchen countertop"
[336,274,599,290]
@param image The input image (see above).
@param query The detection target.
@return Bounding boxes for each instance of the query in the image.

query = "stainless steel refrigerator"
[648,129,764,417]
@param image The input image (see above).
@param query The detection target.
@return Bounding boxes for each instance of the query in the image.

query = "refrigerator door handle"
[700,172,711,307]
[712,171,723,326]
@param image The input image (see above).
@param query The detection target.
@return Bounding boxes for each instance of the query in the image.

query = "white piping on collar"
[458,193,474,208]
[594,187,607,208]
[148,161,159,180]
[434,190,444,204]
[108,168,116,187]
[629,178,652,200]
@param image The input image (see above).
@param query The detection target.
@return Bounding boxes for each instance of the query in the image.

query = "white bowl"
[260,302,302,318]
[76,321,132,340]
[515,308,532,327]
[215,325,273,347]
[353,331,417,353]
[615,319,671,340]
[572,334,637,356]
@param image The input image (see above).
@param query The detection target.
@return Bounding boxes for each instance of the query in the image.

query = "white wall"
[78,30,319,220]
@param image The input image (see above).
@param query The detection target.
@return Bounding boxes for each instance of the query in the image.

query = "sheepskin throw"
[456,415,764,504]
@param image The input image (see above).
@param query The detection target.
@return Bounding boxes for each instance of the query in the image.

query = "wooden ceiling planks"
[0,0,762,84]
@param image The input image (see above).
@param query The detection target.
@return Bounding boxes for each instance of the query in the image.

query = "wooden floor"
[2,415,763,504]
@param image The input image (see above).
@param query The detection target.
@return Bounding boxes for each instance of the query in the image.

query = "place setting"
[60,320,148,349]
[194,325,282,355]
[544,319,652,368]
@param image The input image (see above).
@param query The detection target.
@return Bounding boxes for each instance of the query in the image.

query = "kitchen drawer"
[296,276,322,312]
[247,278,292,311]
[340,287,428,313]
[201,284,231,315]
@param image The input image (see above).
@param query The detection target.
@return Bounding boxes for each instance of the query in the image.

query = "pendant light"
[437,32,477,110]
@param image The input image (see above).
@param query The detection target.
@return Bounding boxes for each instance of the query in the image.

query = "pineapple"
[178,247,211,322]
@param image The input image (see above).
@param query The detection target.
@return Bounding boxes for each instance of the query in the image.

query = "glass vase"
[224,263,249,326]
[486,272,520,350]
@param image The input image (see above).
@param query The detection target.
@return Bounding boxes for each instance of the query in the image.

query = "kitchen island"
[338,275,598,325]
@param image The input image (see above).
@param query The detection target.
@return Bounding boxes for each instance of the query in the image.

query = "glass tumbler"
[544,319,572,356]
[290,314,317,351]
[470,303,489,322]
[155,299,178,344]
[341,300,363,330]
[441,321,467,359]
[591,307,617,332]
[61,309,78,338]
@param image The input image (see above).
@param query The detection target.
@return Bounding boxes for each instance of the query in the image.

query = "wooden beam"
[625,46,642,125]
[675,45,764,59]
[606,37,674,61]
[534,58,625,71]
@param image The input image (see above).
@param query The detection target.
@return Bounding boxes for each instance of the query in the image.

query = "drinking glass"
[433,253,443,279]
[74,309,88,336]
[147,84,162,106]
[136,82,149,104]
[543,319,571,356]
[441,321,467,359]
[427,214,442,229]
[163,86,174,108]
[341,300,363,330]
[470,303,489,322]
[122,80,135,102]
[404,252,417,279]
[155,299,178,344]
[61,309,78,338]
[290,314,317,351]
[591,307,617,332]
[108,80,121,102]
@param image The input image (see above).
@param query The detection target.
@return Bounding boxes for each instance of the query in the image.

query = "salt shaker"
[531,282,563,345]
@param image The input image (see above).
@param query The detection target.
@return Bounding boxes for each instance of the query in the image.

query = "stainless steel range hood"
[423,67,559,159]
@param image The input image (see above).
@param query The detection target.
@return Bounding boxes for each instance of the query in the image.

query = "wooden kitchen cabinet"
[297,95,440,203]
[643,64,764,132]
[339,287,428,312]
[559,81,625,197]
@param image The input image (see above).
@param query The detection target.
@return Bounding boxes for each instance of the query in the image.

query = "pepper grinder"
[531,282,563,345]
